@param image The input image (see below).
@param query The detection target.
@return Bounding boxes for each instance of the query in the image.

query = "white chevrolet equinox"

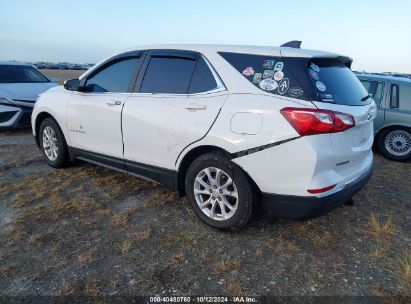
[32,42,376,231]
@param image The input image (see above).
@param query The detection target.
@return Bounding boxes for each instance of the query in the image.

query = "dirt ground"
[0,129,410,301]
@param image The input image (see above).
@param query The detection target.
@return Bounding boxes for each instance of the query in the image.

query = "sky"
[0,0,410,73]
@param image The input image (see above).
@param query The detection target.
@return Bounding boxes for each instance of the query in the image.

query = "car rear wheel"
[377,127,411,161]
[185,152,255,231]
[39,118,70,168]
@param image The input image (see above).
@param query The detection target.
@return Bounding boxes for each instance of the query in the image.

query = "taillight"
[280,107,355,136]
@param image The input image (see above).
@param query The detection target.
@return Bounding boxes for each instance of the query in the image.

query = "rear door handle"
[184,103,207,110]
[106,100,122,106]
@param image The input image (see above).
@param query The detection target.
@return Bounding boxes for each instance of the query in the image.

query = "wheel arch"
[34,112,55,147]
[375,123,411,141]
[176,145,261,197]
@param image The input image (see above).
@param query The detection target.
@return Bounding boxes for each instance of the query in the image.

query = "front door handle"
[184,103,207,110]
[106,100,122,106]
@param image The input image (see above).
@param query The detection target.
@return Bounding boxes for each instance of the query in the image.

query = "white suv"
[32,43,376,230]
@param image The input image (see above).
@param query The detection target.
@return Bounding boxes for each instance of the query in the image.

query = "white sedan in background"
[0,61,57,129]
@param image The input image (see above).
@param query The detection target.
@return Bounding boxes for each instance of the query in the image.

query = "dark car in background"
[0,61,57,129]
[357,73,411,161]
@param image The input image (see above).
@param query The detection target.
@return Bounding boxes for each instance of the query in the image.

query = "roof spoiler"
[310,56,353,69]
[280,40,302,48]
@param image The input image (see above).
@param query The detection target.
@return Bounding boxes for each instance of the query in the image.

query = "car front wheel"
[185,152,255,231]
[39,118,70,168]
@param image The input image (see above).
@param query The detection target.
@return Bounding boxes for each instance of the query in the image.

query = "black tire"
[38,117,70,168]
[185,152,256,231]
[376,127,411,161]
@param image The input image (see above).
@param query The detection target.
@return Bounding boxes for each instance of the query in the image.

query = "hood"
[0,82,58,101]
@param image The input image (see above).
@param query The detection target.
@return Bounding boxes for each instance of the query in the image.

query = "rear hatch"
[299,58,377,174]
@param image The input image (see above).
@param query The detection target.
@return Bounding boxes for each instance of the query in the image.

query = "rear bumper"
[263,164,373,220]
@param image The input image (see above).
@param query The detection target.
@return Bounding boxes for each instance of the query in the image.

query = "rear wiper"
[361,94,371,102]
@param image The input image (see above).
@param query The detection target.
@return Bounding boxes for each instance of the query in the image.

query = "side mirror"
[64,78,80,91]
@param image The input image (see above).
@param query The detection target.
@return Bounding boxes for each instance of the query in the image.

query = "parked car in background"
[357,73,411,161]
[32,43,376,230]
[0,61,57,129]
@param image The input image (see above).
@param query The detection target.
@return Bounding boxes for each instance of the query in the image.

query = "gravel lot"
[0,129,410,301]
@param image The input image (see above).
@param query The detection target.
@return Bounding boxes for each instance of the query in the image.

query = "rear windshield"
[219,52,371,106]
[0,65,50,83]
[307,59,371,106]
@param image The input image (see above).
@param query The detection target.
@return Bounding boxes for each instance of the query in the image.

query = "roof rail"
[280,40,302,48]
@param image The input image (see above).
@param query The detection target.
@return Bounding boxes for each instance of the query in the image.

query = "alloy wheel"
[42,126,59,161]
[193,167,238,221]
[384,130,411,157]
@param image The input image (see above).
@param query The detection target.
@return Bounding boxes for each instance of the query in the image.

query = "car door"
[66,54,143,165]
[122,50,228,183]
[385,82,411,127]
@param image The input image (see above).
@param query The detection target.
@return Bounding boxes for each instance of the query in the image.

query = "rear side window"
[390,84,399,108]
[399,84,411,110]
[0,65,49,83]
[85,57,139,92]
[360,80,384,106]
[140,57,196,94]
[219,52,308,100]
[188,57,218,94]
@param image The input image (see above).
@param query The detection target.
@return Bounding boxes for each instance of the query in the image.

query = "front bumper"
[0,105,33,129]
[263,164,373,220]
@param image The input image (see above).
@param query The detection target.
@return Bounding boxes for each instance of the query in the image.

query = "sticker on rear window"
[274,62,284,71]
[321,93,334,101]
[316,81,326,92]
[263,60,275,69]
[242,67,255,76]
[273,71,284,81]
[310,63,320,72]
[252,73,262,83]
[288,87,304,98]
[259,78,278,91]
[263,70,274,78]
[309,70,320,81]
[278,78,290,95]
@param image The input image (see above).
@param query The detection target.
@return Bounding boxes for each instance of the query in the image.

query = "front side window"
[390,84,399,108]
[140,56,197,94]
[360,80,384,106]
[85,57,139,93]
[0,65,49,83]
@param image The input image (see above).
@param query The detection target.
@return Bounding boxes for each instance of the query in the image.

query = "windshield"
[0,65,50,83]
[307,60,371,106]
